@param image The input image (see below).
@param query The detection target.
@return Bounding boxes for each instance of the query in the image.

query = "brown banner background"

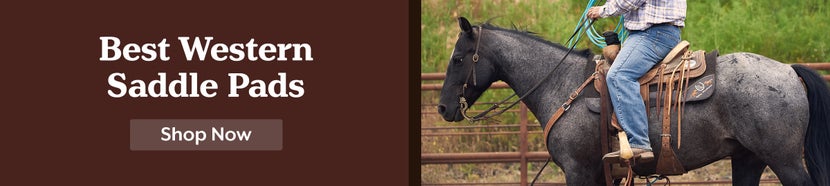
[3,0,410,184]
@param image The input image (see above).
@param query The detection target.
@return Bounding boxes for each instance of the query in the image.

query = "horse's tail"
[792,64,830,186]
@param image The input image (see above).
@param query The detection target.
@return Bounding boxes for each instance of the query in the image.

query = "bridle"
[457,26,483,121]
[457,20,595,122]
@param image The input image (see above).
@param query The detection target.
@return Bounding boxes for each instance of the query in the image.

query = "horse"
[436,17,830,186]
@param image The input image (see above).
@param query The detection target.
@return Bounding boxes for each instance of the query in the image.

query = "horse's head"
[437,17,499,122]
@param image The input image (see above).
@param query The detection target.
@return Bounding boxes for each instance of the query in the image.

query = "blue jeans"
[606,24,681,151]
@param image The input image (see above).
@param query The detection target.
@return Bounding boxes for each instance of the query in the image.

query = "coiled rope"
[566,0,628,49]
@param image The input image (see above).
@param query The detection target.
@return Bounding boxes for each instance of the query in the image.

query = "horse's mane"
[477,21,593,58]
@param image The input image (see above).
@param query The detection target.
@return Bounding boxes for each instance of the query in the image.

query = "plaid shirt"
[599,0,686,31]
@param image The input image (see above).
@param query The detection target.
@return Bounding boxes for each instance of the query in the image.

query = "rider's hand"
[587,6,603,19]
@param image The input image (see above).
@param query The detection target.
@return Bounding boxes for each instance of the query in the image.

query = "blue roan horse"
[437,17,830,185]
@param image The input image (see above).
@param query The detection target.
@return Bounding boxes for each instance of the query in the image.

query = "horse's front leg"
[549,113,605,186]
[553,152,605,186]
[550,143,605,185]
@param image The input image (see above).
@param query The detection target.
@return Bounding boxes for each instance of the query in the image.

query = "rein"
[458,26,483,118]
[459,19,596,122]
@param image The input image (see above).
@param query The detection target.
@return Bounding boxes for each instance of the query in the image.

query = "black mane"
[477,23,593,58]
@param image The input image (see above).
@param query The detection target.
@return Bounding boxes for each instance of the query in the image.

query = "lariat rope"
[567,0,628,49]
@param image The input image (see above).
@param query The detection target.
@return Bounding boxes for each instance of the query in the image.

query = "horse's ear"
[458,17,473,33]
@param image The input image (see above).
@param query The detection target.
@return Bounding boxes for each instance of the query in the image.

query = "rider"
[587,0,686,159]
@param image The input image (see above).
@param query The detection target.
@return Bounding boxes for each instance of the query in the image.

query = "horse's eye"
[454,57,463,64]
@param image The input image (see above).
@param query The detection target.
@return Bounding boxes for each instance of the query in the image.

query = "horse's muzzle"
[437,104,447,115]
[437,104,463,122]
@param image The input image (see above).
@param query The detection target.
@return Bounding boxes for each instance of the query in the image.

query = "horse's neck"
[488,30,589,121]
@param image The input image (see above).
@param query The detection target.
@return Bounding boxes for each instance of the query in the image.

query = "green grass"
[422,0,829,184]
[684,0,830,62]
[423,0,830,74]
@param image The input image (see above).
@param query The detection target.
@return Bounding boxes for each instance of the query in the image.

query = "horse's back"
[715,52,808,126]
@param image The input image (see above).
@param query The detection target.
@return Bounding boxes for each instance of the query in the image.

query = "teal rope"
[646,175,669,186]
[566,0,628,49]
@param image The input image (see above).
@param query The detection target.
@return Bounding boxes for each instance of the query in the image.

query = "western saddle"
[542,40,719,185]
[596,40,719,182]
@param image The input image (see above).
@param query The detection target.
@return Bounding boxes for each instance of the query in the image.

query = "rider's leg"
[605,24,681,154]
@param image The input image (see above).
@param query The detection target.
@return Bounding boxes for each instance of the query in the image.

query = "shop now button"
[130,119,283,151]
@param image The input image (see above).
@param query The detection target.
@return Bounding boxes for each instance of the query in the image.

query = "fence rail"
[421,63,830,185]
[421,179,783,186]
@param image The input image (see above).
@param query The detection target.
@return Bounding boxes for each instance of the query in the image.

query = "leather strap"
[656,60,687,175]
[597,72,614,186]
[544,73,597,148]
[678,51,693,149]
[641,84,650,117]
